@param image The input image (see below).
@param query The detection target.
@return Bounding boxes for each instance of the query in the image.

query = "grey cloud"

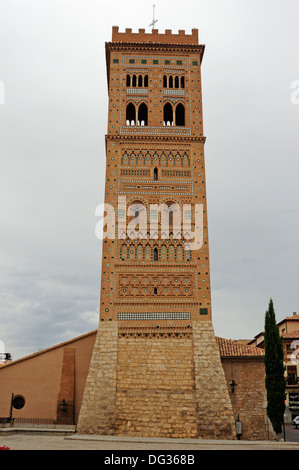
[1,0,299,358]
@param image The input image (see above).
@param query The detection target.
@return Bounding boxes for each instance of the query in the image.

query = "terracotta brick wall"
[56,348,75,424]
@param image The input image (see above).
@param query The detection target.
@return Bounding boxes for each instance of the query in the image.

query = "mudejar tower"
[78,26,236,439]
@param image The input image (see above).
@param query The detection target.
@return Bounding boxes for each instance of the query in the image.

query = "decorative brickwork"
[77,26,236,439]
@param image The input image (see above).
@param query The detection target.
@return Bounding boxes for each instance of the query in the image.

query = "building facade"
[249,313,299,423]
[77,26,237,439]
[0,26,275,441]
[0,331,273,440]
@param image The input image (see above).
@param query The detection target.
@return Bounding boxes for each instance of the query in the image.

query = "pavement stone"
[1,433,299,451]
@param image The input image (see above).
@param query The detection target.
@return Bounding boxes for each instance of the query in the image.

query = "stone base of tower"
[77,321,236,439]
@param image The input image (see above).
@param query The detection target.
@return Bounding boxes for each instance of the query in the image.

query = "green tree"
[264,298,286,435]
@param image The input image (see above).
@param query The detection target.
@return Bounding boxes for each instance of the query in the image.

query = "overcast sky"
[0,0,298,360]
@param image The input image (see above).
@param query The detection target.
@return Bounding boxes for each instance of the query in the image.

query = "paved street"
[1,430,299,451]
[279,424,299,443]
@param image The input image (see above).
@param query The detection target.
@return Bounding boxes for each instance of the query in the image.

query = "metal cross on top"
[149,4,158,30]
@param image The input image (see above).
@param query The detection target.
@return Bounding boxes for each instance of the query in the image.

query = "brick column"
[56,348,75,424]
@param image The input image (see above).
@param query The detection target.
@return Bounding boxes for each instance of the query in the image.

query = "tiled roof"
[282,330,299,339]
[216,337,264,357]
[284,314,299,321]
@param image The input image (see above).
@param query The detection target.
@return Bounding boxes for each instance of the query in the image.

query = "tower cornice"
[105,134,206,144]
[106,41,205,55]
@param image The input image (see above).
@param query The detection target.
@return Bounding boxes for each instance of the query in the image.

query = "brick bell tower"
[77,26,236,439]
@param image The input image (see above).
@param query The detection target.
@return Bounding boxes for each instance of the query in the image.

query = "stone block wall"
[77,320,236,439]
[115,336,198,438]
[221,358,275,440]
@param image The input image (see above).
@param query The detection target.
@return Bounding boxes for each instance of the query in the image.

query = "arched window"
[163,75,167,88]
[169,208,173,226]
[135,209,139,222]
[169,75,173,88]
[154,287,158,295]
[175,76,179,88]
[138,75,143,87]
[162,202,181,235]
[154,167,158,181]
[128,201,147,238]
[154,248,158,261]
[181,76,185,89]
[144,75,148,87]
[126,103,136,125]
[163,102,173,126]
[175,103,185,126]
[132,75,137,87]
[138,103,148,126]
[126,74,131,87]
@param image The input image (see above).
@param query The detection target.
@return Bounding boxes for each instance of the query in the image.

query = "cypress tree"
[264,298,286,435]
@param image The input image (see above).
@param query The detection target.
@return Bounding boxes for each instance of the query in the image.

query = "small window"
[154,248,158,261]
[154,287,158,295]
[141,59,147,64]
[144,75,148,87]
[153,59,158,64]
[192,61,198,66]
[176,60,182,65]
[113,59,119,64]
[129,59,135,64]
[165,60,170,65]
[154,167,158,181]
